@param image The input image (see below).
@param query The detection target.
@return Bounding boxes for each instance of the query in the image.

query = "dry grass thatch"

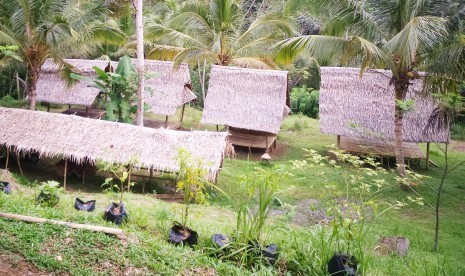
[144,60,196,115]
[319,67,449,143]
[37,59,109,106]
[201,65,289,134]
[37,59,196,115]
[0,108,227,180]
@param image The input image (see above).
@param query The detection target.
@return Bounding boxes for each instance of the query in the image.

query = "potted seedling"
[36,181,62,207]
[100,160,136,225]
[168,149,212,246]
[212,166,289,267]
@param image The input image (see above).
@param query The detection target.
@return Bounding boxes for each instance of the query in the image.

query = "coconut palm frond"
[385,16,449,73]
[147,45,186,61]
[229,57,277,69]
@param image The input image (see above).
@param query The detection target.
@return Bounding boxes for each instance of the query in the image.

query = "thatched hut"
[0,107,227,182]
[36,59,110,118]
[142,60,196,129]
[36,59,196,126]
[201,65,289,151]
[319,67,449,162]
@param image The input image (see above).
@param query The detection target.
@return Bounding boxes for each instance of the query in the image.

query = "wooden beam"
[0,212,123,236]
[426,142,430,170]
[337,135,341,149]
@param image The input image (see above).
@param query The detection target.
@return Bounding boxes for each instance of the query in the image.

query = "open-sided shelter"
[201,65,289,152]
[319,67,450,164]
[36,59,110,118]
[142,60,196,129]
[0,107,227,183]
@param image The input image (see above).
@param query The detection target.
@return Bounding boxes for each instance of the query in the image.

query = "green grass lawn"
[0,107,464,275]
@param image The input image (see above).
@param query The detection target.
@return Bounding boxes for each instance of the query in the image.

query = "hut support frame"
[63,158,68,191]
[426,142,430,170]
[5,147,9,169]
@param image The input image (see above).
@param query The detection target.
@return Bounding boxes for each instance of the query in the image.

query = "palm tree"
[277,0,464,177]
[0,0,126,111]
[145,0,294,69]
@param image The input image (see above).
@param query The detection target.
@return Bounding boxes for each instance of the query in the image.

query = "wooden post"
[127,170,131,192]
[86,106,89,117]
[5,147,10,170]
[426,142,430,170]
[216,125,219,132]
[180,104,186,123]
[265,133,269,153]
[47,103,50,112]
[164,116,168,128]
[337,135,341,149]
[63,159,68,191]
[16,152,23,176]
[148,166,153,192]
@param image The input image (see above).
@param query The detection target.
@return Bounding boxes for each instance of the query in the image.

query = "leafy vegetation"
[290,86,319,118]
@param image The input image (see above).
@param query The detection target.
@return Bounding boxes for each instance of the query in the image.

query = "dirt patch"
[452,140,465,153]
[0,169,29,193]
[181,267,216,276]
[0,252,51,275]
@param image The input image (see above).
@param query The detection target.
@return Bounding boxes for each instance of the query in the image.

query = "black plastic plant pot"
[327,252,358,276]
[74,198,96,212]
[212,233,230,248]
[104,202,128,225]
[0,181,11,194]
[36,191,59,206]
[262,244,279,265]
[168,223,198,246]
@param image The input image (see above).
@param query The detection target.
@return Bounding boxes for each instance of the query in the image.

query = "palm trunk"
[27,64,39,111]
[135,0,144,126]
[394,83,406,178]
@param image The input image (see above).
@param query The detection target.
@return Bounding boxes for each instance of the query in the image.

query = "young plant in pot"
[168,149,212,246]
[100,160,136,225]
[211,166,290,267]
[36,181,63,207]
[294,148,407,275]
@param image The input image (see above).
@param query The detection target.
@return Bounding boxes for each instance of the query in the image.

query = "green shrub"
[0,95,27,108]
[290,86,319,118]
[451,122,465,140]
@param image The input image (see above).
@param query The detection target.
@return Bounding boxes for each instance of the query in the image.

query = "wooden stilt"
[5,147,10,169]
[47,103,50,112]
[337,135,341,149]
[265,134,269,153]
[16,152,23,176]
[63,159,68,191]
[180,104,186,123]
[164,116,168,128]
[216,125,219,132]
[147,166,153,193]
[86,106,89,117]
[426,142,430,170]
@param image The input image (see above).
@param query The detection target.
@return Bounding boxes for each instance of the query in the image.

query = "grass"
[1,107,465,275]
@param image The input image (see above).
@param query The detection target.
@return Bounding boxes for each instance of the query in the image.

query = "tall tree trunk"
[135,0,144,126]
[394,83,406,178]
[27,64,39,111]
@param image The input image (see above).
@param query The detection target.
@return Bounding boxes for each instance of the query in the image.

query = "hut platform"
[228,128,277,151]
[143,119,182,130]
[339,136,426,159]
[62,108,106,119]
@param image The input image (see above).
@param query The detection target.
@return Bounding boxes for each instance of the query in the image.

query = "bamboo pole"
[164,116,168,128]
[16,153,23,176]
[180,104,186,123]
[0,212,123,236]
[5,147,10,169]
[426,142,430,170]
[64,159,68,191]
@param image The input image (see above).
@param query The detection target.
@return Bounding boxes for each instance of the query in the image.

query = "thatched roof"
[144,60,196,115]
[0,108,227,180]
[319,67,449,143]
[201,65,289,134]
[36,59,110,106]
[37,59,196,115]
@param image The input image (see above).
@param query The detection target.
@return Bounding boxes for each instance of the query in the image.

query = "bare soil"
[0,252,51,276]
[452,140,465,153]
